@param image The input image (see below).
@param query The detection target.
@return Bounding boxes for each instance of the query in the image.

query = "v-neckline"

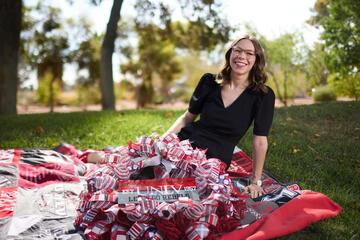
[220,86,248,109]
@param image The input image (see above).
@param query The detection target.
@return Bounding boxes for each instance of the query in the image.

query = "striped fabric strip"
[76,133,248,239]
[127,222,148,240]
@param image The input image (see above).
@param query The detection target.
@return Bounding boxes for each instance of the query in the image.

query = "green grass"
[1,101,359,239]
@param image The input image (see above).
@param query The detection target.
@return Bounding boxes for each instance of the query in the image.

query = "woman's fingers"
[245,185,265,198]
[252,189,258,198]
[88,151,105,163]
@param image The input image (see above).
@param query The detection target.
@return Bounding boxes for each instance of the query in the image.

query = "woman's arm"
[251,135,268,183]
[162,110,198,137]
[245,134,268,198]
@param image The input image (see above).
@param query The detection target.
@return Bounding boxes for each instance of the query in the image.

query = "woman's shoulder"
[249,85,275,97]
[260,86,275,104]
[199,73,219,87]
[264,86,275,98]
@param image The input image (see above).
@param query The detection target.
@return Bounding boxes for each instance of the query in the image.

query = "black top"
[178,73,275,167]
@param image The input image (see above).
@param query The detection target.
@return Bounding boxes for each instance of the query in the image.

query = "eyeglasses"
[231,47,256,58]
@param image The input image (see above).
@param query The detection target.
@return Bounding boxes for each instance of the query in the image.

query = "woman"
[164,35,275,199]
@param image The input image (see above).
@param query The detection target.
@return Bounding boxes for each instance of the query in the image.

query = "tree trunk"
[0,0,22,115]
[283,70,288,107]
[268,68,284,106]
[49,77,54,113]
[100,0,124,110]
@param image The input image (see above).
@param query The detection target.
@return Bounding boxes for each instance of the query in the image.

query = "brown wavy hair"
[218,35,268,93]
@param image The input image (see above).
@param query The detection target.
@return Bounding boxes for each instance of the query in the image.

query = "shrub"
[328,73,360,101]
[312,85,337,102]
[18,90,38,106]
[59,90,78,106]
[171,87,193,103]
[115,80,135,101]
[136,83,154,108]
[36,71,61,106]
[77,85,101,106]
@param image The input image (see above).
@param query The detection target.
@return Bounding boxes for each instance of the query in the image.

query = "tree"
[121,24,182,108]
[0,0,22,115]
[98,0,124,110]
[26,5,70,112]
[303,42,329,94]
[91,0,231,110]
[321,0,359,73]
[260,33,305,106]
[328,72,360,100]
[309,0,360,99]
[74,33,102,85]
[19,5,37,88]
[173,49,222,103]
[307,0,329,27]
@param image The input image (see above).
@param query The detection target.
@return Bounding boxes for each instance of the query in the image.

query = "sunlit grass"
[0,101,359,239]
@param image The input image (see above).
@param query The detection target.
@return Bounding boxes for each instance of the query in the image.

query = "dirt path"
[16,97,353,114]
[16,100,188,114]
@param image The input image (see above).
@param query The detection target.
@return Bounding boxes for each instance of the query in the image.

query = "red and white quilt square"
[0,149,21,165]
[0,187,18,218]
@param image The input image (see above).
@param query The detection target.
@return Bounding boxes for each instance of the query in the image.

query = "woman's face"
[229,39,256,78]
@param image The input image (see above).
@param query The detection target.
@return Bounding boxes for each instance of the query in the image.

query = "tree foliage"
[174,50,221,103]
[36,71,61,106]
[121,24,182,108]
[303,42,329,93]
[18,5,37,86]
[309,0,360,99]
[307,0,329,26]
[92,0,232,110]
[133,0,231,52]
[320,0,360,74]
[23,4,71,112]
[328,72,360,100]
[66,15,101,86]
[22,3,103,111]
[74,32,102,85]
[259,33,305,106]
[30,6,70,81]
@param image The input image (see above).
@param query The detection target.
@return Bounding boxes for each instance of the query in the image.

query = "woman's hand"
[244,183,265,198]
[87,151,105,163]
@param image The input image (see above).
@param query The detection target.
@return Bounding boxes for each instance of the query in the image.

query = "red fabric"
[18,162,80,188]
[0,149,21,165]
[0,186,18,218]
[217,190,342,240]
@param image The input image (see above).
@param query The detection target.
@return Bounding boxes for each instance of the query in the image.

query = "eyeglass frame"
[231,47,256,59]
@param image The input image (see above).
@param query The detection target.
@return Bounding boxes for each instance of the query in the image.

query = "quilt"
[0,134,342,240]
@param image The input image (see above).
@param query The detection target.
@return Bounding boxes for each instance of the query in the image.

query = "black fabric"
[178,73,275,166]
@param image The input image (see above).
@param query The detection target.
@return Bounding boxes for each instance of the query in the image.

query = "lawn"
[0,101,359,239]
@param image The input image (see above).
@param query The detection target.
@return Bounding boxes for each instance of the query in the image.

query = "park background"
[1,0,359,113]
[0,0,359,239]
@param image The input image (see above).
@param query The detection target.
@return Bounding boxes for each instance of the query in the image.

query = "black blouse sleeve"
[188,73,216,114]
[253,86,275,136]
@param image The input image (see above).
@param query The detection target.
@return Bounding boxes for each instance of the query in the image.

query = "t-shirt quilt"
[0,135,341,239]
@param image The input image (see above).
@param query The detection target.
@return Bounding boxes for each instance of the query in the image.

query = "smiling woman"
[164,35,275,199]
